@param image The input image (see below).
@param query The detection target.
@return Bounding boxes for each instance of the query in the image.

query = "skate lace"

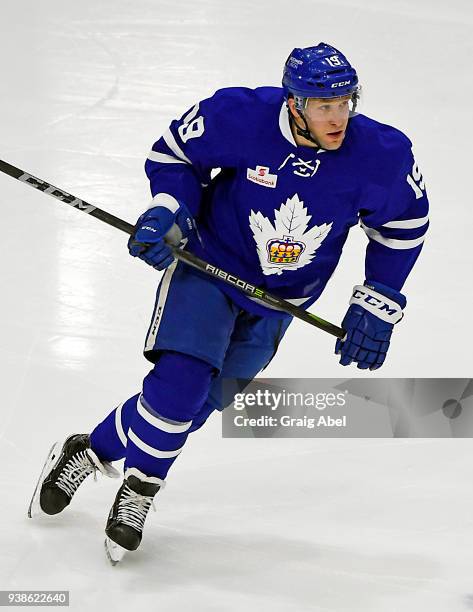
[116,484,156,532]
[56,451,96,498]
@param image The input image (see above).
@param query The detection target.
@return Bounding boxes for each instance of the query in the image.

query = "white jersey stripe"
[128,428,183,459]
[147,150,187,165]
[286,296,312,306]
[382,215,429,229]
[146,193,180,213]
[249,294,311,311]
[114,402,127,448]
[362,223,426,250]
[162,128,192,164]
[137,396,192,434]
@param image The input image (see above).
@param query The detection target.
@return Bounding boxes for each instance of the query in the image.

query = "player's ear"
[287,97,298,118]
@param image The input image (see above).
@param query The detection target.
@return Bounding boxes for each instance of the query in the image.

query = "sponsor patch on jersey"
[246,165,278,188]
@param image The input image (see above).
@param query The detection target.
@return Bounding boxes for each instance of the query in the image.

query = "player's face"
[303,95,352,150]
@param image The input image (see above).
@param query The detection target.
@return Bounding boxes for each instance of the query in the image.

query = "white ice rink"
[1,0,473,610]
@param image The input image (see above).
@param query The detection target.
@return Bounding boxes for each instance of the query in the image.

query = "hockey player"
[29,43,429,563]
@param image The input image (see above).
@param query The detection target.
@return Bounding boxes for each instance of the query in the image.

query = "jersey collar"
[279,101,297,146]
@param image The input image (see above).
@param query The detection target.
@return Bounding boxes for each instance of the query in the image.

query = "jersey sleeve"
[359,146,429,291]
[144,88,243,217]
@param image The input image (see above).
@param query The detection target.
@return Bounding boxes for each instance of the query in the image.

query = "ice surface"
[1,0,472,610]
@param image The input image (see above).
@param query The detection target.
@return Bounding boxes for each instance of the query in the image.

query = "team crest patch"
[246,165,277,188]
[249,194,332,276]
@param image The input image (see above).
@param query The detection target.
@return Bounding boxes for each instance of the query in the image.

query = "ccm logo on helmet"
[331,81,351,88]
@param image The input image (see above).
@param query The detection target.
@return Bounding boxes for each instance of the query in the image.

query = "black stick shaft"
[0,158,345,338]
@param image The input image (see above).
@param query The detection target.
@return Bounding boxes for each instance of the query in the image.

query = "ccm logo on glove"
[349,285,404,323]
[335,281,406,370]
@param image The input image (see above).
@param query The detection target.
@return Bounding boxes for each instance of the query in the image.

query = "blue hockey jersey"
[144,87,429,317]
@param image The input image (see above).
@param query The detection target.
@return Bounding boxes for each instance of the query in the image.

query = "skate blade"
[27,440,62,519]
[104,537,127,565]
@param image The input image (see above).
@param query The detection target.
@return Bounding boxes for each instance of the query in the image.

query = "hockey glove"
[335,281,406,370]
[128,196,195,270]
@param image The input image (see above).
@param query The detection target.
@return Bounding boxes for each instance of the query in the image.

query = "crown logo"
[266,235,305,264]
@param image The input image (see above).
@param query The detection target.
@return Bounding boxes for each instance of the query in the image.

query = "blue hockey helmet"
[282,43,359,104]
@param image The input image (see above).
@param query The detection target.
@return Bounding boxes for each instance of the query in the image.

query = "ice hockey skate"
[104,467,164,565]
[28,434,120,518]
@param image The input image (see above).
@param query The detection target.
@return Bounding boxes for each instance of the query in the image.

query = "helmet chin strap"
[287,106,323,148]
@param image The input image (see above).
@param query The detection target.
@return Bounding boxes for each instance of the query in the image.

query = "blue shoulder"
[347,114,414,184]
[194,86,283,146]
[200,86,283,125]
[208,85,283,107]
[348,114,412,157]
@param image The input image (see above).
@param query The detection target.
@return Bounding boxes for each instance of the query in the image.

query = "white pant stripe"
[137,396,192,434]
[144,259,178,353]
[128,428,183,459]
[114,402,127,448]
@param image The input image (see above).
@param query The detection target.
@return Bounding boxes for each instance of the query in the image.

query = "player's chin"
[322,140,344,151]
[322,132,345,150]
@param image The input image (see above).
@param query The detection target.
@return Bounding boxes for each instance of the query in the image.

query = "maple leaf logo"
[249,194,332,276]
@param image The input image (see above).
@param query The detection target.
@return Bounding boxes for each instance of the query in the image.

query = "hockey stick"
[0,158,345,338]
